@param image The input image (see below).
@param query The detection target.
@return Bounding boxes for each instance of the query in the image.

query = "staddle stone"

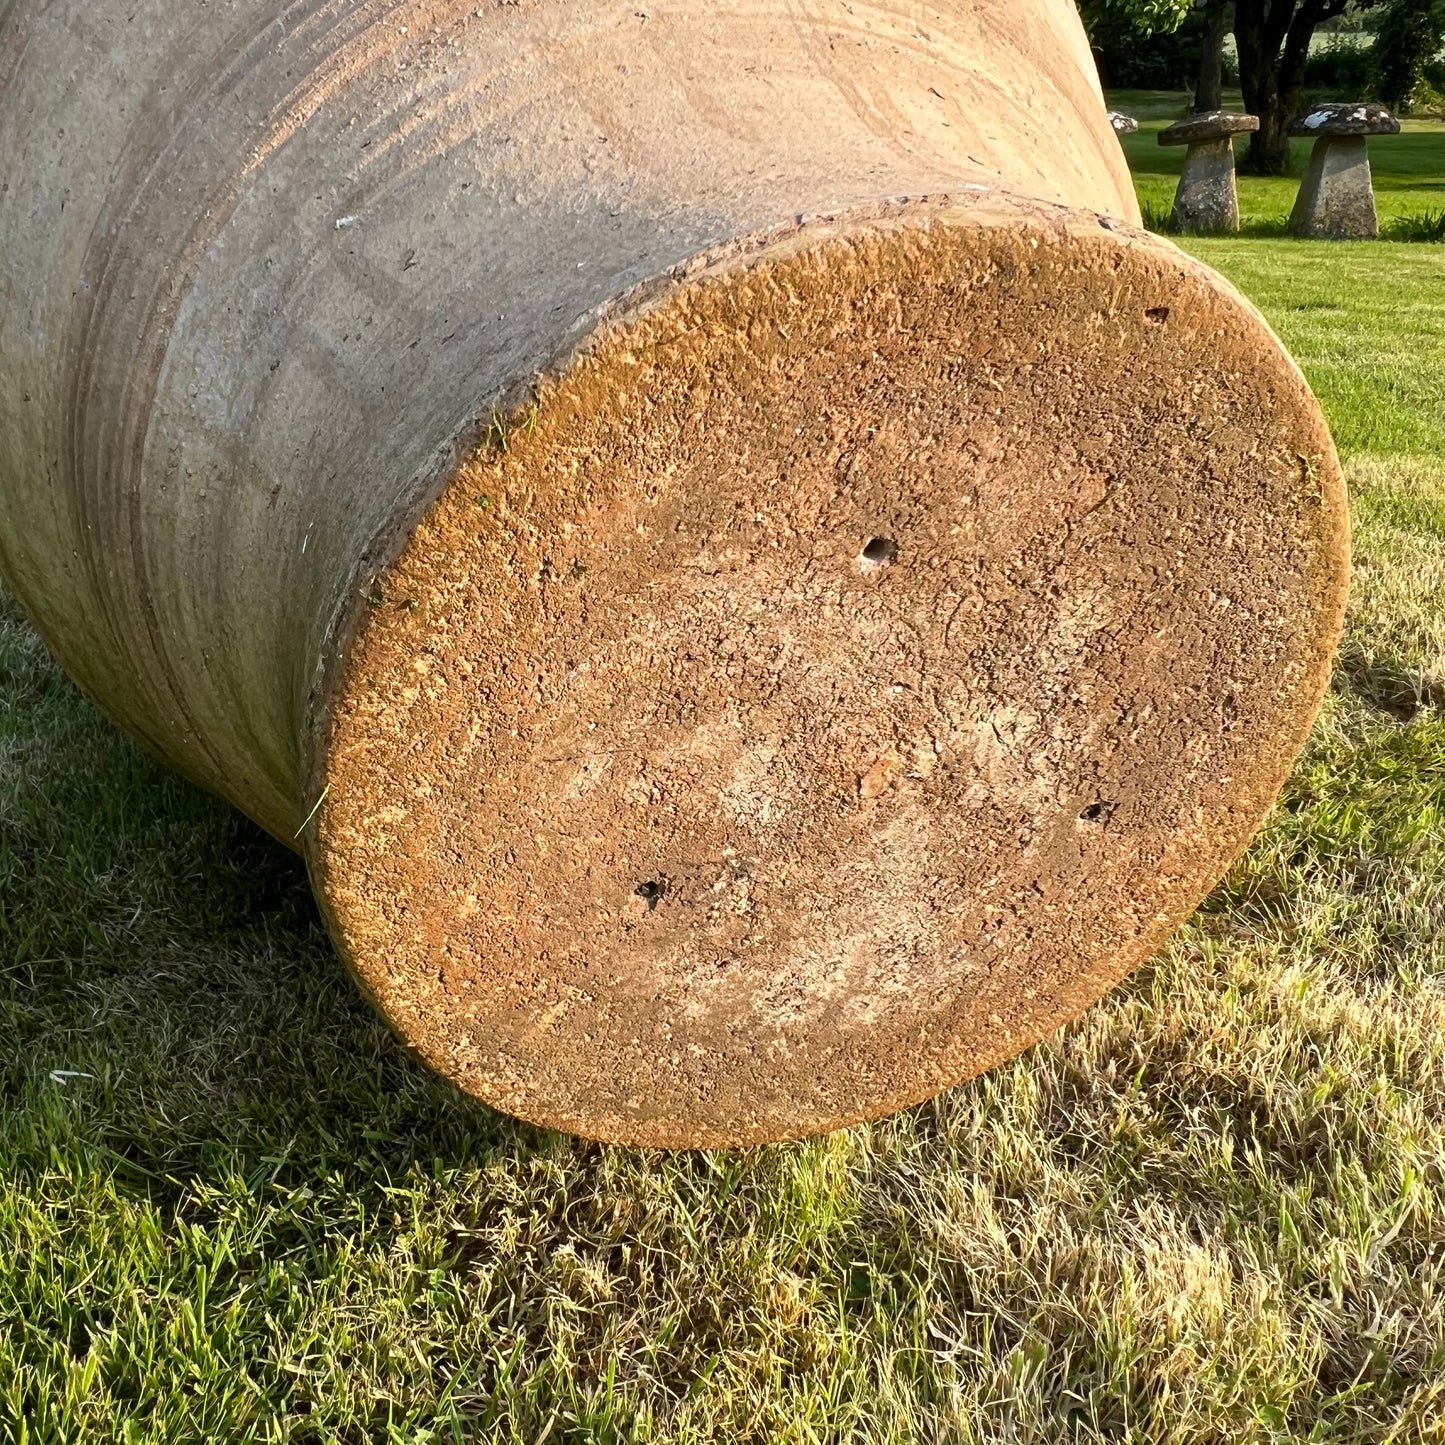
[1158,111,1261,147]
[1288,104,1400,240]
[1158,111,1259,234]
[1293,102,1401,138]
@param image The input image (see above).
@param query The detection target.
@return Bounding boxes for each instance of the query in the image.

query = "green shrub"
[1383,208,1445,240]
[1306,34,1376,93]
[1372,0,1445,112]
[1091,12,1239,90]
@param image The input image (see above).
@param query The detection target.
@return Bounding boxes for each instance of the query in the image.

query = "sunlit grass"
[1183,239,1445,459]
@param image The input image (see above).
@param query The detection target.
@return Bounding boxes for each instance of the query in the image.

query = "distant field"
[4,119,1445,1443]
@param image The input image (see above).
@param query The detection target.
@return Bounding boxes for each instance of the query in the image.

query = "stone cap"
[1290,102,1400,137]
[1159,110,1260,145]
[1109,111,1139,134]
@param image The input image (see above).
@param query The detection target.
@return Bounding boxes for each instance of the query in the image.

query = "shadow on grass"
[1334,640,1445,724]
[0,588,552,1202]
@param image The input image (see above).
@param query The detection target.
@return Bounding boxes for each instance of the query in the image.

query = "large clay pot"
[0,0,1347,1145]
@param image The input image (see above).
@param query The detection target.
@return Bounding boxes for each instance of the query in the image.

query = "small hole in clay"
[1079,801,1116,824]
[1146,306,1170,325]
[861,537,898,568]
[635,880,664,909]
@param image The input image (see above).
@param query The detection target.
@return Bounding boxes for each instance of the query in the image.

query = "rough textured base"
[309,200,1347,1148]
[1290,137,1379,240]
[1171,138,1242,235]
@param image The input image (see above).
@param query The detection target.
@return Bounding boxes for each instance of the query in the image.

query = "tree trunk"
[1237,0,1352,173]
[1196,0,1233,112]
[0,0,1349,1148]
[1247,92,1296,173]
[1236,0,1290,172]
[1275,5,1325,158]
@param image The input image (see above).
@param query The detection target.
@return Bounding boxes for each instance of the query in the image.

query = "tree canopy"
[1082,1,1412,172]
[1077,0,1195,36]
[1373,0,1445,109]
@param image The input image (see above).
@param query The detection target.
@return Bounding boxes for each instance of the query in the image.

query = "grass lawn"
[5,120,1445,1442]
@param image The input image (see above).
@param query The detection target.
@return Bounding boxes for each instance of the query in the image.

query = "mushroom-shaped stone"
[1288,103,1401,239]
[1158,111,1259,233]
[1109,111,1139,135]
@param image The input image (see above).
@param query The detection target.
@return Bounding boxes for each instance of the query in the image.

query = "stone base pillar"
[1290,136,1378,239]
[1172,137,1241,234]
[1158,111,1258,235]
